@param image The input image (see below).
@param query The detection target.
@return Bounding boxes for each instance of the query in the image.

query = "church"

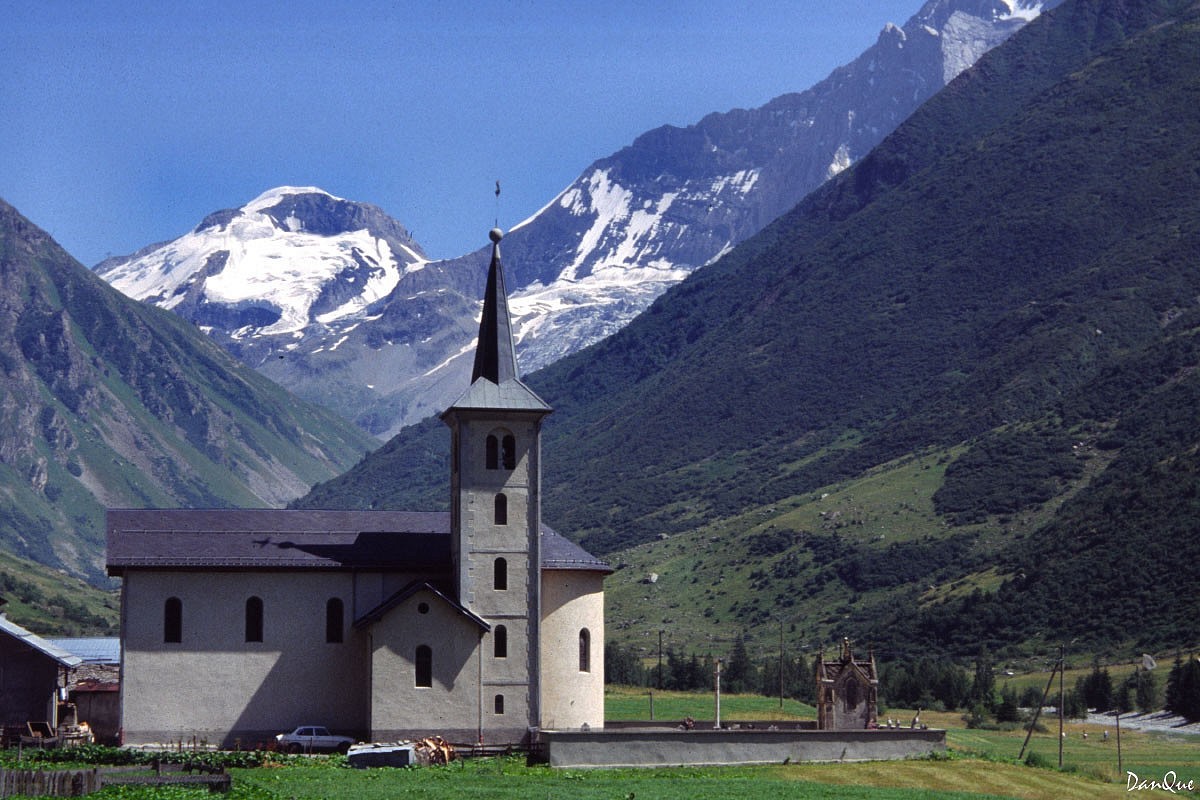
[106,228,610,748]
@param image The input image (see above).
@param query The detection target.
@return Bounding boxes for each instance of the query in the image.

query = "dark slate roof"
[353,580,489,631]
[472,229,520,386]
[0,616,83,668]
[542,526,613,574]
[446,377,551,413]
[106,509,452,574]
[107,510,609,574]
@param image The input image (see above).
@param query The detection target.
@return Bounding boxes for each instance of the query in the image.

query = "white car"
[276,725,354,753]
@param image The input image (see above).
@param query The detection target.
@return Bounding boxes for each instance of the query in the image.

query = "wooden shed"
[0,615,82,741]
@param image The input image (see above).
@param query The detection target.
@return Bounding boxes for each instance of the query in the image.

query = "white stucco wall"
[120,571,367,746]
[366,586,485,741]
[540,570,605,730]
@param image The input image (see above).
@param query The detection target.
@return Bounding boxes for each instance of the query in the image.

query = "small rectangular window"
[326,598,344,643]
[245,597,263,643]
[164,597,182,644]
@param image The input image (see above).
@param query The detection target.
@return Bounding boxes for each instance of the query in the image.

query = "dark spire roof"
[446,229,551,414]
[471,228,518,385]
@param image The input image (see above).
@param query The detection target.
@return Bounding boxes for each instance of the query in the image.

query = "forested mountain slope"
[299,0,1200,656]
[0,199,376,586]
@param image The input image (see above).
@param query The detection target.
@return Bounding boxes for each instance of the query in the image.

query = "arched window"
[494,694,505,715]
[844,677,860,709]
[501,435,516,469]
[415,645,432,687]
[326,598,344,644]
[579,628,591,673]
[485,435,499,470]
[494,493,508,525]
[164,597,182,643]
[494,625,508,658]
[493,557,507,590]
[245,596,263,643]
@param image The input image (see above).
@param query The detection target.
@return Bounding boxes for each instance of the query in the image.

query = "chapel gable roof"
[816,638,878,685]
[353,580,489,631]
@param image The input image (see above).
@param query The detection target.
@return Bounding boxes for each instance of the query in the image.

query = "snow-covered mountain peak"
[96,0,1059,440]
[243,186,340,214]
[96,188,427,341]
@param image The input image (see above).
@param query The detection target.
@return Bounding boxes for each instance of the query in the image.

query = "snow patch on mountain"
[243,185,338,214]
[828,143,853,179]
[100,187,427,338]
[940,3,1048,83]
[997,0,1044,23]
[204,228,404,336]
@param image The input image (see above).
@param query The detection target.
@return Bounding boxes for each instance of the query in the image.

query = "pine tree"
[685,653,707,691]
[664,648,686,691]
[723,635,754,694]
[604,641,647,686]
[1114,678,1134,714]
[969,648,996,711]
[996,685,1021,723]
[1169,657,1200,721]
[1079,662,1114,711]
[1136,669,1158,713]
[1165,654,1185,715]
[933,662,971,710]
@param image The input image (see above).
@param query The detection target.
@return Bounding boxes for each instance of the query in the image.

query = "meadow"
[5,689,1197,799]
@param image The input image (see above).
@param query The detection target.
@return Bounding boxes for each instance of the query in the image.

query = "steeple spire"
[471,228,519,385]
[443,228,551,415]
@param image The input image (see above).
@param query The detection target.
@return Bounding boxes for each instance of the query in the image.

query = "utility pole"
[1058,643,1065,769]
[1019,659,1060,761]
[1116,708,1122,775]
[657,629,664,690]
[779,618,785,709]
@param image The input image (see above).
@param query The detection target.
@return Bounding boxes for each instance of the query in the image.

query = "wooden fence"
[0,767,230,796]
[0,769,100,797]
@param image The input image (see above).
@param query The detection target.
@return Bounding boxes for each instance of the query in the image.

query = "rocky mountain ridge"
[96,0,1058,438]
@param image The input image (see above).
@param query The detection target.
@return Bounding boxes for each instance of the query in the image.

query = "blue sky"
[2,1,921,266]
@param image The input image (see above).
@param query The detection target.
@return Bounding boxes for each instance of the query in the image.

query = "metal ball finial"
[489,228,504,243]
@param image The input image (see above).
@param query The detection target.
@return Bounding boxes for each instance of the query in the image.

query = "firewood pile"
[412,736,455,765]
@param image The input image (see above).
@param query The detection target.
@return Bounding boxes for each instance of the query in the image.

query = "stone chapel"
[815,638,879,730]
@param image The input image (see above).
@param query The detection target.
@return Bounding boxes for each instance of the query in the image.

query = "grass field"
[605,685,816,722]
[602,688,1200,799]
[228,759,1009,800]
[9,689,1198,799]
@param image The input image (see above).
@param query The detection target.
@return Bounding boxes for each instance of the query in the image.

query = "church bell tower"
[441,228,551,735]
